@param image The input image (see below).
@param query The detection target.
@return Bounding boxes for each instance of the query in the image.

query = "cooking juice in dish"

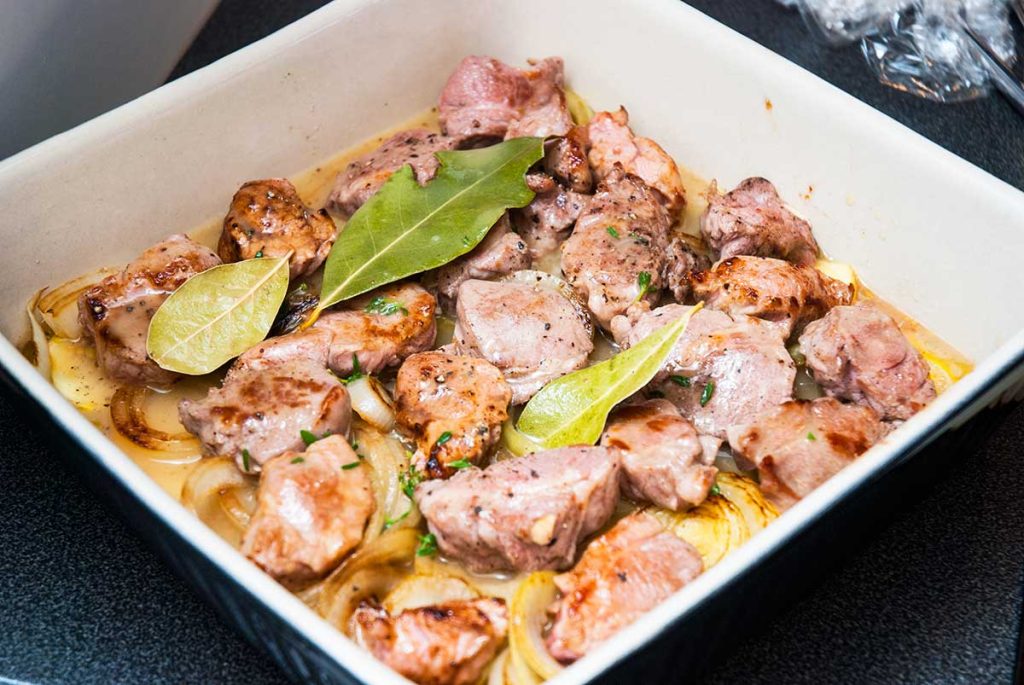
[24,57,973,685]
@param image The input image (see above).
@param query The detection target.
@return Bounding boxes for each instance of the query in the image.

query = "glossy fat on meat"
[727,397,886,509]
[701,177,819,266]
[799,305,936,421]
[353,599,508,685]
[546,512,702,663]
[689,256,853,337]
[415,447,621,573]
[394,351,511,479]
[178,357,351,473]
[77,234,221,386]
[453,278,593,404]
[586,107,686,213]
[561,168,672,331]
[613,307,795,439]
[511,172,589,260]
[236,281,437,378]
[241,436,373,588]
[219,178,337,279]
[435,215,531,311]
[438,55,572,146]
[600,399,718,511]
[326,129,456,218]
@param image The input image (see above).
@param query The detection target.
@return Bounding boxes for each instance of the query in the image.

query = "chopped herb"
[383,509,411,530]
[700,381,716,407]
[435,431,453,447]
[634,271,653,302]
[300,429,318,446]
[807,432,817,442]
[399,465,424,499]
[670,375,691,388]
[290,457,305,464]
[254,249,264,258]
[342,354,364,384]
[628,231,650,246]
[449,458,472,470]
[709,482,721,497]
[364,295,408,317]
[416,532,438,557]
[241,449,252,471]
[341,461,361,470]
[350,441,359,451]
[606,226,620,239]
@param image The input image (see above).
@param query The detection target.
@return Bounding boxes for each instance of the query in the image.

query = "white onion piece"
[48,337,118,412]
[110,385,196,451]
[414,554,524,602]
[488,649,510,685]
[36,267,117,339]
[510,571,563,679]
[347,376,395,431]
[353,421,419,543]
[25,290,50,378]
[383,574,479,614]
[502,270,593,338]
[181,456,257,547]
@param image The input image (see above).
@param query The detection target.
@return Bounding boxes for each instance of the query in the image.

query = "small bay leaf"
[516,303,703,449]
[147,256,290,375]
[317,137,544,311]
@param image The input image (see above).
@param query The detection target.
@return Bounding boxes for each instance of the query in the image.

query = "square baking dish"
[0,0,1022,683]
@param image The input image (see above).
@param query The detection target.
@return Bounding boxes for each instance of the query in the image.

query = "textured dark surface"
[2,1,1022,684]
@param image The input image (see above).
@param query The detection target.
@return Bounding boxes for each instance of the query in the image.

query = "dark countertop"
[2,2,1022,684]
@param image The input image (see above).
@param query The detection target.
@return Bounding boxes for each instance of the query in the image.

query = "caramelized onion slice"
[383,574,479,614]
[715,473,778,535]
[317,527,419,634]
[488,649,511,685]
[510,571,563,680]
[36,267,117,339]
[110,385,195,451]
[48,337,118,412]
[413,554,523,602]
[353,422,420,544]
[347,376,395,431]
[649,495,750,569]
[26,291,51,378]
[181,456,257,547]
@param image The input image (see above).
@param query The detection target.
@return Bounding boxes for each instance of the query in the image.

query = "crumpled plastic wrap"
[775,0,1018,103]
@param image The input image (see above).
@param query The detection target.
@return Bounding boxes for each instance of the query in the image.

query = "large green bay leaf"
[317,137,544,310]
[516,303,704,449]
[147,256,290,375]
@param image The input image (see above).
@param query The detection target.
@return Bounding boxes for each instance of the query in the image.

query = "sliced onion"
[317,527,419,634]
[793,366,824,401]
[35,267,117,339]
[383,574,479,614]
[110,385,196,451]
[715,472,779,535]
[506,639,542,685]
[48,337,119,412]
[649,495,750,569]
[347,376,395,431]
[815,258,858,296]
[489,649,510,685]
[181,456,257,547]
[414,553,524,602]
[26,290,51,378]
[353,421,420,544]
[510,571,563,680]
[502,270,593,338]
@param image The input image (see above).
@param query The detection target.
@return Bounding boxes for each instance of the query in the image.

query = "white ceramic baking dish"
[0,0,1022,683]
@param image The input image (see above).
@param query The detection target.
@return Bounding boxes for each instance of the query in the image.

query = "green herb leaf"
[670,375,691,388]
[300,429,319,446]
[606,226,620,239]
[341,461,361,470]
[807,432,817,442]
[700,381,716,407]
[448,458,472,470]
[399,465,424,499]
[416,532,438,557]
[341,354,363,384]
[290,457,305,464]
[383,509,411,530]
[364,296,408,317]
[709,482,721,497]
[147,256,290,375]
[316,138,544,311]
[435,431,453,447]
[629,231,650,246]
[517,303,703,449]
[634,271,653,303]
[242,449,252,471]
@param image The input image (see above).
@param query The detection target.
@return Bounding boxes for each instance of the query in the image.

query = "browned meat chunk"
[544,125,594,193]
[586,108,686,213]
[395,351,511,479]
[78,234,221,386]
[511,172,589,259]
[546,512,702,663]
[353,599,508,685]
[600,399,718,510]
[439,56,572,146]
[219,179,336,279]
[453,277,593,404]
[689,256,853,337]
[326,129,456,218]
[663,232,711,302]
[613,307,795,439]
[561,168,672,330]
[241,436,373,588]
[727,398,886,509]
[799,305,936,421]
[237,282,437,378]
[415,447,621,573]
[178,358,351,473]
[435,215,531,311]
[701,177,819,266]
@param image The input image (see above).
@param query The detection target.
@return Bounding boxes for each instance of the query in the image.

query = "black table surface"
[2,1,1022,683]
